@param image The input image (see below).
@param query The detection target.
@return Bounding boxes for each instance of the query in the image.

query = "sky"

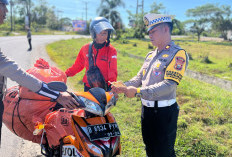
[45,0,232,27]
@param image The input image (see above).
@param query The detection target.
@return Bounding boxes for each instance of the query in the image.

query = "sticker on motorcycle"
[62,145,84,157]
[87,123,121,141]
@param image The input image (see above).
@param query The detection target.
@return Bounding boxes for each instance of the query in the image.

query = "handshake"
[110,81,138,98]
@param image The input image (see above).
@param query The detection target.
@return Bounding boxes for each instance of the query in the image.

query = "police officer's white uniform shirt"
[125,41,188,101]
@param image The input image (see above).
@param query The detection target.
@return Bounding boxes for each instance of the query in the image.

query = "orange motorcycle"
[35,86,121,157]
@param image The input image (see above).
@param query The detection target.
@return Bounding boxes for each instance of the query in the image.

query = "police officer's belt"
[141,98,176,108]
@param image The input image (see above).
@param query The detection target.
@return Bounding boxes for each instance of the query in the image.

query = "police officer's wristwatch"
[135,88,142,99]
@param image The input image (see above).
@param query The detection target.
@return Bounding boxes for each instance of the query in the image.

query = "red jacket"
[65,43,117,87]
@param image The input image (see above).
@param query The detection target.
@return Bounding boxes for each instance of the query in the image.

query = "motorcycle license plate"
[62,145,83,157]
[87,123,121,141]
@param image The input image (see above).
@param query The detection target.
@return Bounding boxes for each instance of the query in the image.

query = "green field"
[47,38,232,156]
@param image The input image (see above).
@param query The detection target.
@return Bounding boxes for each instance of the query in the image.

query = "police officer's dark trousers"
[141,102,179,157]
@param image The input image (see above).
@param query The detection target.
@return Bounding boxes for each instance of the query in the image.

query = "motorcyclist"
[0,0,79,145]
[65,17,117,91]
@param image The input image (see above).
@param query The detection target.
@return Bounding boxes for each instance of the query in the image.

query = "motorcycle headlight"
[78,96,105,117]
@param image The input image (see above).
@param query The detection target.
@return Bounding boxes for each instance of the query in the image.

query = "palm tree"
[97,0,125,30]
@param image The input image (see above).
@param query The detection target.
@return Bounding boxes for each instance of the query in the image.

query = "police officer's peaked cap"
[0,0,9,5]
[143,13,174,32]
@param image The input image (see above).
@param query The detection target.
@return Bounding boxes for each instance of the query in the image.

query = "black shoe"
[27,48,32,51]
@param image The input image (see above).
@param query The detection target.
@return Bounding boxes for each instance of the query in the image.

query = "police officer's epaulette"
[172,44,182,52]
[145,51,155,60]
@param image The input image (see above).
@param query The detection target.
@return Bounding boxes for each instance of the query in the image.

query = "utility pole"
[84,2,88,22]
[9,0,14,32]
[136,0,138,16]
[141,0,144,15]
[136,0,144,16]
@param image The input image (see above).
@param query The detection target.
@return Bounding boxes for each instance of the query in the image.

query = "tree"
[211,5,232,40]
[190,19,206,41]
[186,3,232,41]
[186,3,219,41]
[97,0,125,30]
[32,0,48,25]
[16,0,33,28]
[150,2,165,14]
[172,19,185,35]
[46,6,59,30]
[126,2,167,39]
[127,11,145,38]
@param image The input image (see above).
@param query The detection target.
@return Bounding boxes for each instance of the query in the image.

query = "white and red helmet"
[89,17,114,39]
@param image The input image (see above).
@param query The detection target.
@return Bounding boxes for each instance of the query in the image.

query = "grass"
[176,40,232,81]
[113,38,232,81]
[46,38,232,156]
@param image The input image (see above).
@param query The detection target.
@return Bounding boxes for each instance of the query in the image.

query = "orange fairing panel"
[71,116,104,157]
[74,91,99,104]
[74,91,114,104]
[72,112,115,127]
[44,109,84,147]
[105,92,114,103]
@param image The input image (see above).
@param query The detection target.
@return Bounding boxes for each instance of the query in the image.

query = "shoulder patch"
[174,56,185,71]
[164,50,187,84]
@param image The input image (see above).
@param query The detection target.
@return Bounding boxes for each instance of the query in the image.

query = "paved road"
[0,35,88,157]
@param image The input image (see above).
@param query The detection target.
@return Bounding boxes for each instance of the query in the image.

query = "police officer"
[0,0,79,144]
[112,13,188,157]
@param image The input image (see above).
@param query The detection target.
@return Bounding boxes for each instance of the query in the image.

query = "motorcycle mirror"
[47,81,67,92]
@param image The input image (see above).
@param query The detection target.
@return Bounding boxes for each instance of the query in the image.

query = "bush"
[201,56,213,64]
[188,53,193,60]
[176,135,218,156]
[228,63,232,69]
[148,44,153,49]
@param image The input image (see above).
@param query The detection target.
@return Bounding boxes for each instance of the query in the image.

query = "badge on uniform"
[148,54,153,59]
[162,54,169,58]
[154,61,161,69]
[165,45,170,50]
[143,69,146,76]
[154,71,161,77]
[174,56,185,71]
